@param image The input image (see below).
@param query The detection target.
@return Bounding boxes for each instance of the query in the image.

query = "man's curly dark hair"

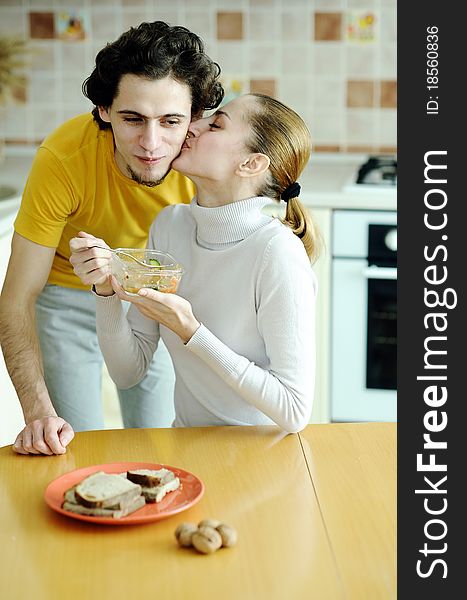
[82,21,224,128]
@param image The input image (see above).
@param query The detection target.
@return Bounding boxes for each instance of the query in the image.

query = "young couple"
[0,21,319,456]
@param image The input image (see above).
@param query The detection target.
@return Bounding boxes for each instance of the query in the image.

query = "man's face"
[98,74,192,186]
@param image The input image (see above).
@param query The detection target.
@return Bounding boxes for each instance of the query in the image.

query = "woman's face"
[172,96,255,182]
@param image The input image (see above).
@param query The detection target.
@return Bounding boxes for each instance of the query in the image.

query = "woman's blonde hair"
[245,93,322,262]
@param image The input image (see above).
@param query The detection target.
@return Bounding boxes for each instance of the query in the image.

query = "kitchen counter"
[0,151,34,237]
[299,154,396,211]
[0,423,396,599]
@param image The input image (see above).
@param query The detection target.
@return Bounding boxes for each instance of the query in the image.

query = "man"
[0,21,223,456]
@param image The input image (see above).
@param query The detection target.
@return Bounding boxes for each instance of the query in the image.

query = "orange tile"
[314,12,342,41]
[11,78,28,103]
[29,12,55,39]
[314,145,342,153]
[217,12,244,41]
[249,79,277,97]
[378,146,398,154]
[347,80,375,108]
[346,145,378,154]
[380,80,397,108]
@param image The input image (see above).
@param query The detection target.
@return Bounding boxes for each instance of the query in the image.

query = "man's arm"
[0,232,74,455]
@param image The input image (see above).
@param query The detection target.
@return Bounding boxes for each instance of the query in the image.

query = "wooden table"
[0,423,395,600]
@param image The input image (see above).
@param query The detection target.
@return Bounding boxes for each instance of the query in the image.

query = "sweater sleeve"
[95,293,160,389]
[185,233,317,433]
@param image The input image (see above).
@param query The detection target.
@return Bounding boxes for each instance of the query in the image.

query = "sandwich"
[62,471,145,519]
[127,468,181,503]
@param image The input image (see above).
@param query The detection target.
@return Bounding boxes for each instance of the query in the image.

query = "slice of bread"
[74,471,142,508]
[127,468,175,488]
[64,486,139,511]
[141,477,181,503]
[63,494,146,519]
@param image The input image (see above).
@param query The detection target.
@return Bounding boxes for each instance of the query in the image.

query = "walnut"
[174,522,197,547]
[191,526,222,554]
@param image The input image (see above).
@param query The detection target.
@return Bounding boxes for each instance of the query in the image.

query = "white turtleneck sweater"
[96,197,317,433]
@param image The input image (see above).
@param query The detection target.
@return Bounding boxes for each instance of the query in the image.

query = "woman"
[70,94,320,433]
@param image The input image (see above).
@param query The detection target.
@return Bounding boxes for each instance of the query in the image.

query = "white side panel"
[333,210,397,257]
[330,258,397,422]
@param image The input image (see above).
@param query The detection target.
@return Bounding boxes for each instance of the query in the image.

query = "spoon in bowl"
[89,246,160,268]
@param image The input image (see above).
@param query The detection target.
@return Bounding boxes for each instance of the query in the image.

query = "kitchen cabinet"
[309,207,331,423]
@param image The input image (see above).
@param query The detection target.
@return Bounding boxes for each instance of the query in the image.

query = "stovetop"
[342,155,397,195]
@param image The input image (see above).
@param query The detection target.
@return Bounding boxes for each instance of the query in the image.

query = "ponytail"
[282,197,322,263]
[245,93,322,263]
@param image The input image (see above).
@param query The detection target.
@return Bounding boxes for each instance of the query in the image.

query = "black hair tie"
[281,182,301,203]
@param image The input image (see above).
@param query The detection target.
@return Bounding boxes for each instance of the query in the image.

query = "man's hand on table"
[13,416,75,455]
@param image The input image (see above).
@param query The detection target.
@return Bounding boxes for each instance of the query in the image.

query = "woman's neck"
[191,178,260,208]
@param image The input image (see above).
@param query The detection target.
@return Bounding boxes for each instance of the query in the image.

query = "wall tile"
[249,11,279,41]
[346,144,376,153]
[29,73,58,104]
[250,0,280,6]
[214,42,247,72]
[183,0,216,7]
[47,0,85,5]
[346,108,377,146]
[183,11,215,44]
[379,108,397,147]
[281,45,312,74]
[314,80,345,110]
[249,44,280,75]
[346,46,377,78]
[11,78,28,104]
[62,105,93,123]
[348,0,377,8]
[314,13,342,42]
[88,0,122,7]
[380,8,397,43]
[314,144,342,153]
[148,9,179,25]
[29,42,56,72]
[61,75,88,104]
[314,0,344,8]
[283,0,313,6]
[122,10,148,31]
[0,1,397,152]
[32,107,63,140]
[278,75,312,119]
[3,106,33,140]
[347,80,375,108]
[380,44,397,79]
[60,43,87,73]
[380,80,397,108]
[29,12,55,39]
[90,10,119,41]
[0,9,26,36]
[217,12,244,40]
[312,110,344,146]
[250,79,276,98]
[281,10,312,42]
[312,43,343,76]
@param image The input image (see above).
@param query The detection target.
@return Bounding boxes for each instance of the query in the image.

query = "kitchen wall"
[0,0,396,153]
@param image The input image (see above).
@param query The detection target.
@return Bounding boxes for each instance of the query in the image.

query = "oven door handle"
[363,266,397,280]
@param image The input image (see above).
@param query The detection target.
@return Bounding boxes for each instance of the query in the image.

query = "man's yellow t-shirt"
[14,113,195,290]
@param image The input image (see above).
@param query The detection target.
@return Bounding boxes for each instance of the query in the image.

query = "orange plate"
[44,462,204,525]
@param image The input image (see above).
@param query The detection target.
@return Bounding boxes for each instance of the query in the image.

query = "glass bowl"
[111,249,184,295]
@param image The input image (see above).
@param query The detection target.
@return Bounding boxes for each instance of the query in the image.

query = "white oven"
[331,209,397,422]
